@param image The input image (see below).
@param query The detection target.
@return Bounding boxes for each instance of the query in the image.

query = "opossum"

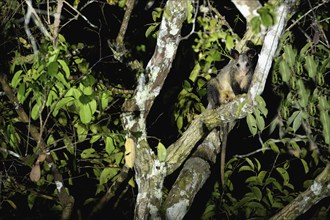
[207,48,257,186]
[207,49,256,108]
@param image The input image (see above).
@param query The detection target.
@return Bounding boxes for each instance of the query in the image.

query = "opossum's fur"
[207,49,256,108]
[207,48,257,187]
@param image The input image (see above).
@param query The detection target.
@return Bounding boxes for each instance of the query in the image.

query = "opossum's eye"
[236,63,240,67]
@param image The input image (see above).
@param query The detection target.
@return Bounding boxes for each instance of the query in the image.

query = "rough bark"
[270,163,330,220]
[118,0,189,219]
[117,0,327,219]
[163,0,299,219]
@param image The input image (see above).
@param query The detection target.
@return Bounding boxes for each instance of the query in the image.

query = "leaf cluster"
[1,35,127,211]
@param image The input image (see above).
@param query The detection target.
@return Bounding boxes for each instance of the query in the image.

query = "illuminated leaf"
[47,61,58,77]
[53,97,74,116]
[157,142,167,162]
[105,136,115,155]
[99,167,120,185]
[276,167,289,186]
[247,113,257,136]
[79,103,92,124]
[279,60,290,83]
[11,70,23,88]
[58,59,70,78]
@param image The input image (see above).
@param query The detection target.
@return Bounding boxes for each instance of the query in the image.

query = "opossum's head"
[231,49,256,76]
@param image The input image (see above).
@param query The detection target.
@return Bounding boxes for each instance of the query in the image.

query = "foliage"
[1,34,126,211]
[200,1,330,219]
[0,0,329,219]
[250,3,276,33]
[175,9,241,132]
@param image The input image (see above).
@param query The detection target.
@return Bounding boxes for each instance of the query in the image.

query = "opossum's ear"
[230,49,240,59]
[246,48,256,58]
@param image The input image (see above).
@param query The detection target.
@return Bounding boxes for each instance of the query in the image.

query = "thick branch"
[249,1,292,100]
[166,0,297,176]
[166,95,252,175]
[270,163,330,219]
[162,130,220,219]
[121,0,188,121]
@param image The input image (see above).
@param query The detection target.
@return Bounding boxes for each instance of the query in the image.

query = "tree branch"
[165,0,297,178]
[270,163,330,220]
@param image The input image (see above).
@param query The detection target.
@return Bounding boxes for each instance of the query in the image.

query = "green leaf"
[265,177,282,191]
[245,176,258,184]
[176,116,183,130]
[145,24,158,38]
[292,111,302,133]
[17,83,26,103]
[246,113,257,136]
[254,109,265,131]
[279,60,290,83]
[90,134,101,144]
[6,199,17,209]
[58,59,70,78]
[250,16,261,33]
[266,188,274,206]
[276,167,289,186]
[81,148,96,159]
[157,142,167,162]
[89,99,97,115]
[283,45,296,68]
[305,55,318,78]
[297,79,309,108]
[225,35,234,50]
[251,186,262,201]
[300,159,309,174]
[189,63,200,82]
[287,110,299,126]
[152,8,162,22]
[258,170,267,183]
[202,204,216,219]
[82,86,93,95]
[300,42,313,57]
[254,158,261,172]
[245,158,254,170]
[99,167,120,185]
[186,0,193,23]
[76,123,88,142]
[239,165,254,173]
[11,70,23,89]
[318,96,328,111]
[46,90,58,107]
[31,102,40,120]
[316,72,325,86]
[47,61,59,77]
[79,103,92,124]
[311,150,319,166]
[268,117,279,135]
[100,92,110,110]
[260,12,273,27]
[55,72,70,88]
[320,110,330,145]
[112,152,124,165]
[269,141,279,153]
[53,97,75,116]
[105,136,115,155]
[256,95,268,116]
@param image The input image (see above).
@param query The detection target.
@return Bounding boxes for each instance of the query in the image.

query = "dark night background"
[1,0,329,219]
